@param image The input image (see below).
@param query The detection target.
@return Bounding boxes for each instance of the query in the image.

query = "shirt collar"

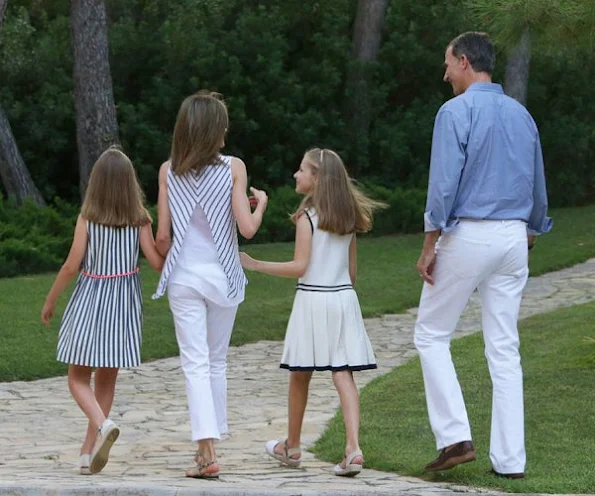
[466,82,504,94]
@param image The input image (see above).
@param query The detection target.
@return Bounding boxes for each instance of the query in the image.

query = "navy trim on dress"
[304,209,314,234]
[296,283,353,293]
[280,363,377,372]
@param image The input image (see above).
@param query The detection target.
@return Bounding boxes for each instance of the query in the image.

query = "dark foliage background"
[0,0,593,275]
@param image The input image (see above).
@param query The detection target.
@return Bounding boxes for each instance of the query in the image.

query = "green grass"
[313,302,595,493]
[1,204,594,382]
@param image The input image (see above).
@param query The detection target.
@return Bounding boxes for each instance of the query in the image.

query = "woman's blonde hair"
[170,90,229,176]
[81,146,151,227]
[291,148,385,234]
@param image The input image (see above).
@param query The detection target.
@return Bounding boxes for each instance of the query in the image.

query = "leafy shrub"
[360,183,426,235]
[3,0,592,208]
[0,181,427,276]
[246,185,301,244]
[246,183,427,244]
[0,196,78,277]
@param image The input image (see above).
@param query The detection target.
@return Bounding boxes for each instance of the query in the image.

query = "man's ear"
[459,54,469,70]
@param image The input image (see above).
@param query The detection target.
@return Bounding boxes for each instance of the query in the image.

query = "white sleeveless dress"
[280,209,377,371]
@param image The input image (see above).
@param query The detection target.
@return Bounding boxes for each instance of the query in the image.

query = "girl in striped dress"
[41,146,164,475]
[154,91,268,479]
[240,148,383,477]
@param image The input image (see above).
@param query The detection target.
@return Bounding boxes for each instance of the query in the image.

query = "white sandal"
[333,449,363,477]
[265,439,301,467]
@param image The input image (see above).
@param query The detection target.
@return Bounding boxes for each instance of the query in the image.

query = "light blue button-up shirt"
[424,82,552,235]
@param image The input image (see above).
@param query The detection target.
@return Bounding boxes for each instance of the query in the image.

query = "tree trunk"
[0,108,46,205]
[0,0,45,205]
[504,28,532,106]
[70,0,119,199]
[345,0,389,175]
[0,0,7,29]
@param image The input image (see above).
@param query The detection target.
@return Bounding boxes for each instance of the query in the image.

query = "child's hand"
[41,300,55,326]
[239,252,258,271]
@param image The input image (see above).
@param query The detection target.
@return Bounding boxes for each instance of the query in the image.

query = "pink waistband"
[81,267,139,279]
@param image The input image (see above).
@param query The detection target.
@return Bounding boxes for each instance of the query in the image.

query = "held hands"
[239,252,258,271]
[41,300,56,326]
[248,187,268,211]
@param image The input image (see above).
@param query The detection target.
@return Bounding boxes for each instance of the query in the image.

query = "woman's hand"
[249,187,268,211]
[231,159,267,239]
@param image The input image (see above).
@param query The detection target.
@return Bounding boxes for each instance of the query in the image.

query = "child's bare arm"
[349,235,357,286]
[41,215,88,325]
[240,214,312,278]
[156,161,172,257]
[231,157,268,239]
[140,223,165,272]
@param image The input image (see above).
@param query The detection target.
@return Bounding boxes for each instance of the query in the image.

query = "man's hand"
[528,234,536,250]
[417,231,441,285]
[417,248,437,285]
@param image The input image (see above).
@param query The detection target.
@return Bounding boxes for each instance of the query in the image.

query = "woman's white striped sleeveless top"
[153,155,247,300]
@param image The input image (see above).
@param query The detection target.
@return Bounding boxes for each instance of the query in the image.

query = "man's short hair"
[448,32,495,74]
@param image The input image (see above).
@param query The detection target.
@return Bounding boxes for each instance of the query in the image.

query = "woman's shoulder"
[228,156,246,182]
[227,155,244,169]
[159,160,171,174]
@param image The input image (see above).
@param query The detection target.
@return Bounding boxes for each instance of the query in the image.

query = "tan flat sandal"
[265,439,301,467]
[333,449,363,477]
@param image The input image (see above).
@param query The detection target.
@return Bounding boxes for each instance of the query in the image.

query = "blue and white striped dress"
[56,221,143,368]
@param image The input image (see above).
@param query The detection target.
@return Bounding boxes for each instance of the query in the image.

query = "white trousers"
[414,220,529,474]
[168,283,238,442]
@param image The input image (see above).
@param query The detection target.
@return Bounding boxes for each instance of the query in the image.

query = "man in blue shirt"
[413,32,552,479]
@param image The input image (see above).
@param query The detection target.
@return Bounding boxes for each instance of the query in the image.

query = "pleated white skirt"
[280,289,377,371]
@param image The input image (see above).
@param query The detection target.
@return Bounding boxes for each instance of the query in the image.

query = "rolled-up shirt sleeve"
[424,108,467,232]
[527,134,553,235]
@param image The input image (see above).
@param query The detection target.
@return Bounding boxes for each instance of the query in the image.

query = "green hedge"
[0,197,78,277]
[0,184,426,277]
[1,0,593,207]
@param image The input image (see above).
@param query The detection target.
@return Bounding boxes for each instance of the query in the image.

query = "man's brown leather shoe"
[491,469,525,479]
[424,440,476,471]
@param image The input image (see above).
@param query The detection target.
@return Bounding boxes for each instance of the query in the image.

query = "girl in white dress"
[240,148,383,477]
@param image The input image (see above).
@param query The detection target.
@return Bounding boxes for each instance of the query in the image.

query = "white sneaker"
[89,419,120,474]
[79,453,91,475]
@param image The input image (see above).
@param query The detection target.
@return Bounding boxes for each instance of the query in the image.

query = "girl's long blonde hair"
[170,90,228,176]
[291,148,385,234]
[81,146,151,227]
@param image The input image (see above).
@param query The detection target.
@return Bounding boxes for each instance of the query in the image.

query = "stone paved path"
[1,259,594,495]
